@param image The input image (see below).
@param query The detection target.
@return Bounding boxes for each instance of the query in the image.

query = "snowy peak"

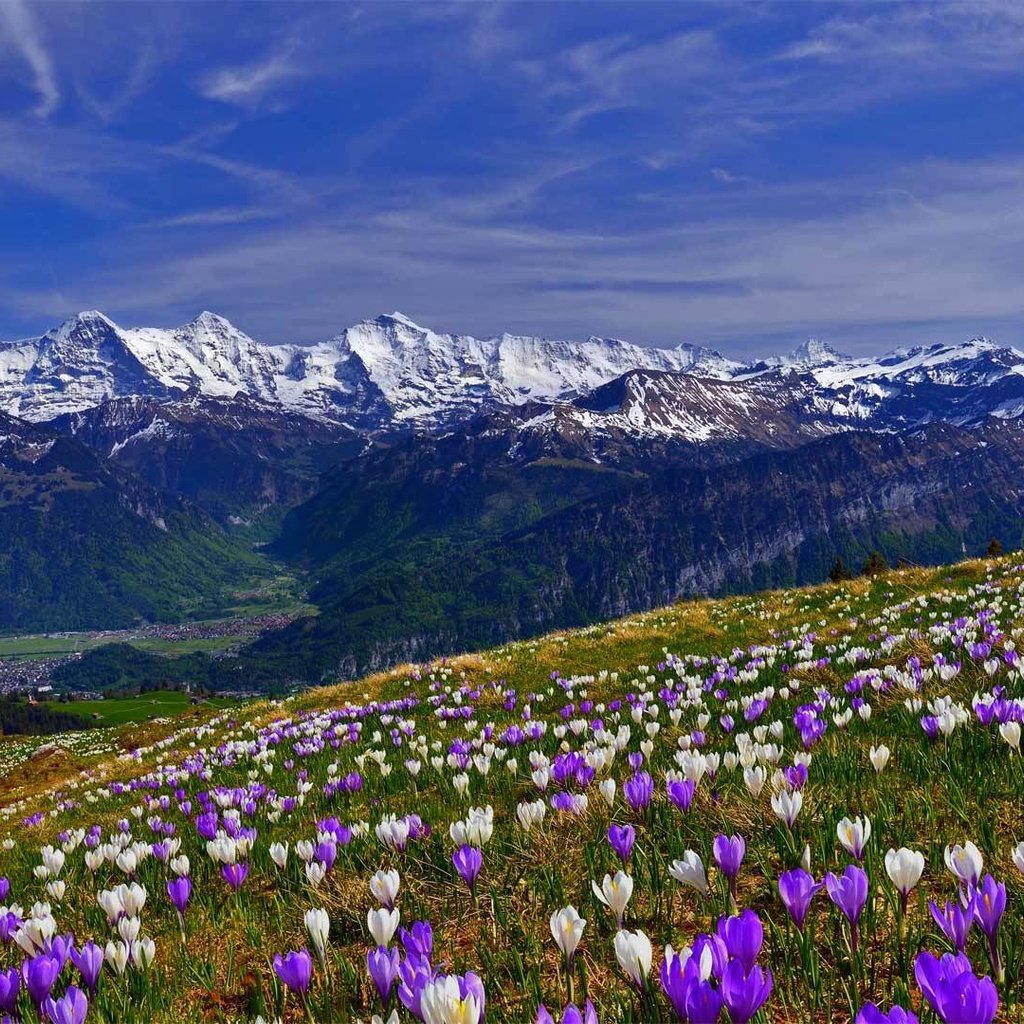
[787,338,847,366]
[3,309,1024,436]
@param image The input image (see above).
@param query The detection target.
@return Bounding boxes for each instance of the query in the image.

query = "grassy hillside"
[0,556,1023,1021]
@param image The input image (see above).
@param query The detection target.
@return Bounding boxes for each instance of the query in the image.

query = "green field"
[42,691,239,725]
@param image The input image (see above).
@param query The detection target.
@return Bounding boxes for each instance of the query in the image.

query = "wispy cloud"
[9,154,1024,356]
[779,2,1024,72]
[197,43,298,107]
[0,0,59,117]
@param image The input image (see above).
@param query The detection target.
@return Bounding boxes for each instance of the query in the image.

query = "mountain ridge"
[5,310,1023,437]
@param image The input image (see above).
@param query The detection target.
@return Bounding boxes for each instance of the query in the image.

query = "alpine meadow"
[3,3,1024,1023]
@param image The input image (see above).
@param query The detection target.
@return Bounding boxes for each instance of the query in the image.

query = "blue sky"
[1,1,1023,357]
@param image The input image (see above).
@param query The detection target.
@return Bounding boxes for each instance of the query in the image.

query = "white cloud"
[197,45,298,106]
[0,0,59,117]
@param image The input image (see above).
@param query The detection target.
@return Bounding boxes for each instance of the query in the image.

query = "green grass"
[3,555,1024,1022]
[41,691,239,725]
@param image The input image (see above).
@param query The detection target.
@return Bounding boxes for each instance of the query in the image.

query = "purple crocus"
[661,945,722,1023]
[607,824,636,864]
[778,868,823,933]
[22,953,60,1008]
[222,861,249,891]
[0,968,18,1016]
[453,844,483,891]
[713,833,745,902]
[367,945,400,1005]
[537,1001,599,1024]
[929,899,973,954]
[623,772,654,812]
[915,951,998,1024]
[721,960,773,1024]
[273,948,313,997]
[667,778,696,813]
[0,878,8,901]
[971,874,1006,982]
[825,865,868,950]
[717,910,763,973]
[168,876,192,922]
[70,940,103,998]
[856,1005,919,1024]
[399,921,433,962]
[44,984,88,1024]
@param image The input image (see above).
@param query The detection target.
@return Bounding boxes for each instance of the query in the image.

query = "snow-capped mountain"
[0,310,739,427]
[3,309,1024,441]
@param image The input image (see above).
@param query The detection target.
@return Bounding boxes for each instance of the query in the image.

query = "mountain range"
[4,308,1024,680]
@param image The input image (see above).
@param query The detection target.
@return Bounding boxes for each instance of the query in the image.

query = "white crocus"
[591,871,633,928]
[944,841,983,887]
[305,908,330,963]
[771,789,803,829]
[550,906,586,964]
[668,851,708,896]
[419,975,483,1024]
[369,869,400,909]
[614,928,653,987]
[367,907,400,947]
[885,847,925,900]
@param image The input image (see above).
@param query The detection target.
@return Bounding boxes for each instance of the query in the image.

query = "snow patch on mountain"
[4,311,1024,440]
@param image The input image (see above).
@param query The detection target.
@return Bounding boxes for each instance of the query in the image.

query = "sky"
[1,1,1024,358]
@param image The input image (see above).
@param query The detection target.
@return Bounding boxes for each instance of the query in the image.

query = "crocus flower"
[929,899,973,954]
[915,951,998,1024]
[305,908,330,965]
[22,953,59,1007]
[222,861,248,891]
[778,867,823,932]
[453,844,483,891]
[368,945,401,1005]
[399,920,433,961]
[717,909,764,972]
[614,929,652,988]
[721,960,773,1024]
[370,869,400,909]
[825,865,868,951]
[592,871,633,928]
[607,824,635,864]
[661,943,722,1023]
[713,834,745,902]
[856,1004,919,1024]
[837,816,871,861]
[667,778,696,813]
[972,874,1006,982]
[44,984,88,1024]
[944,842,983,889]
[670,852,709,896]
[623,772,654,812]
[368,907,400,947]
[771,790,802,830]
[537,1001,598,1024]
[884,848,924,913]
[273,948,313,997]
[70,940,103,997]
[0,968,18,1016]
[420,974,484,1024]
[550,907,586,967]
[167,876,192,921]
